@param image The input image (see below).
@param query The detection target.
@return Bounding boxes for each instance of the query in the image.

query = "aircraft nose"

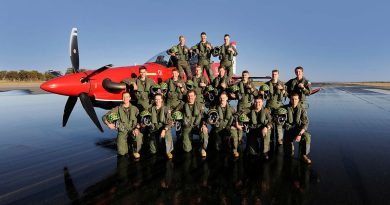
[40,74,90,96]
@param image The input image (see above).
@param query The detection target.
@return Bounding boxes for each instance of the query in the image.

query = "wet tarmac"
[0,86,390,205]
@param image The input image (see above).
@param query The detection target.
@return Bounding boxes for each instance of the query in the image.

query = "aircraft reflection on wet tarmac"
[1,86,390,205]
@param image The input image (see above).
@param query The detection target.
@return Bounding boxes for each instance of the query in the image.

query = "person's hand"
[200,82,206,87]
[108,123,116,130]
[262,127,268,137]
[277,84,284,90]
[228,47,234,53]
[177,83,182,88]
[236,122,243,130]
[132,128,139,136]
[206,44,212,50]
[132,82,138,90]
[201,124,208,134]
[295,135,301,142]
[161,129,166,138]
[298,83,304,89]
[184,48,188,53]
[221,82,227,88]
[171,52,176,57]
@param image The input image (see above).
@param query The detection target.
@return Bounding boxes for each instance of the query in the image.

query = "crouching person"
[179,90,209,157]
[148,93,174,159]
[247,96,273,160]
[210,92,239,157]
[103,92,143,159]
[284,93,312,164]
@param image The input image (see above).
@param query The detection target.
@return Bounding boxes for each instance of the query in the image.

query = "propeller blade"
[79,92,104,132]
[63,96,78,127]
[80,64,113,83]
[70,28,79,73]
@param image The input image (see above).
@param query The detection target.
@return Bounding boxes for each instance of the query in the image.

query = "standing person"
[285,66,312,107]
[247,96,273,159]
[213,34,237,81]
[210,92,239,157]
[167,35,192,79]
[265,69,287,145]
[103,92,143,159]
[147,94,174,159]
[132,66,155,111]
[191,32,215,81]
[178,90,209,157]
[284,93,312,164]
[166,68,186,111]
[235,70,258,114]
[191,65,208,106]
[213,66,230,96]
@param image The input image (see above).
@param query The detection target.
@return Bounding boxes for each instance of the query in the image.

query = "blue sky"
[1,0,389,82]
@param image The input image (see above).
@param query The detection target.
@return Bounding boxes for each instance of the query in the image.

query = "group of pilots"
[102,32,313,165]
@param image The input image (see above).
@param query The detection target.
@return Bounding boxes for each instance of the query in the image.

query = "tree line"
[0,68,87,81]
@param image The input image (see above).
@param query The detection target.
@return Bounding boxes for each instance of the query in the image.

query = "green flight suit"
[180,102,208,152]
[213,75,230,96]
[284,105,311,157]
[169,44,192,79]
[191,41,214,81]
[285,77,312,106]
[247,107,273,155]
[210,104,238,152]
[166,78,185,111]
[103,104,142,156]
[237,80,258,114]
[148,105,174,154]
[265,80,287,142]
[191,75,208,105]
[213,44,237,81]
[134,77,155,111]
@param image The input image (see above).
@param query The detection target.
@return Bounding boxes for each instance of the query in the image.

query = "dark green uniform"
[180,102,208,152]
[148,105,174,154]
[134,77,155,111]
[191,41,214,81]
[285,77,312,106]
[103,105,142,156]
[166,78,185,111]
[210,104,237,152]
[247,107,272,155]
[168,44,192,79]
[213,44,237,81]
[191,75,208,105]
[213,75,230,96]
[237,80,258,114]
[284,104,311,157]
[265,80,287,142]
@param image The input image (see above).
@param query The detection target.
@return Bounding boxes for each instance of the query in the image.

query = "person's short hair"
[122,91,131,97]
[179,35,185,40]
[187,89,196,96]
[272,69,279,73]
[290,92,300,99]
[172,68,179,73]
[254,95,263,101]
[196,64,202,69]
[224,34,230,38]
[295,66,304,72]
[218,66,225,70]
[139,66,146,72]
[219,91,228,97]
[242,70,249,75]
[201,32,206,36]
[155,93,164,99]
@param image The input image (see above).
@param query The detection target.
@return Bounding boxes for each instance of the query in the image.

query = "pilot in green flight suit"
[191,32,215,81]
[265,69,287,145]
[178,90,209,157]
[284,93,312,164]
[147,93,174,159]
[191,65,208,105]
[213,34,237,81]
[103,92,143,159]
[247,96,273,159]
[235,70,258,114]
[167,35,193,79]
[285,66,312,107]
[213,66,230,96]
[130,66,155,111]
[165,68,186,111]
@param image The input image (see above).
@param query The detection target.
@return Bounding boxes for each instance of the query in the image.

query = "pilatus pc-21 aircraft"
[40,28,319,132]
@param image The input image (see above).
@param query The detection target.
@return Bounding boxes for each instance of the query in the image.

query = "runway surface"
[0,86,390,205]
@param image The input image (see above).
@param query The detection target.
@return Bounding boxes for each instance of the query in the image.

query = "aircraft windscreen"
[145,51,171,67]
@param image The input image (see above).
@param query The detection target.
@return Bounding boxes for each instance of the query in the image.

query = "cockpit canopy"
[145,51,200,67]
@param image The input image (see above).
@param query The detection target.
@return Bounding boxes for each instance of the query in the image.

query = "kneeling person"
[103,92,143,159]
